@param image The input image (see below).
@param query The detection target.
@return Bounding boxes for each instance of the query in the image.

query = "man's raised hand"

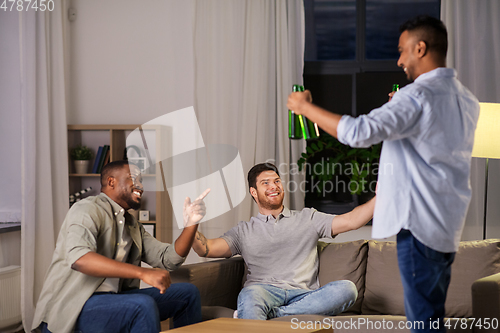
[286,89,313,115]
[183,188,211,228]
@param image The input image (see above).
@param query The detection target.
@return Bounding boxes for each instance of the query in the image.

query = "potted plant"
[70,144,93,174]
[297,133,381,214]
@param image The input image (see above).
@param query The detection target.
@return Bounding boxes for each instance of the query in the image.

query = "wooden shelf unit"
[68,124,172,243]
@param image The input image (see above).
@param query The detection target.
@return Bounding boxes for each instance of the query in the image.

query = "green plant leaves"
[70,144,93,160]
[298,133,381,197]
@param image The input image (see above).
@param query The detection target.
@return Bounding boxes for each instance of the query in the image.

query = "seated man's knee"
[237,285,272,319]
[344,280,358,301]
[175,283,201,304]
[237,285,267,304]
[186,283,201,302]
[128,294,159,314]
[326,280,358,302]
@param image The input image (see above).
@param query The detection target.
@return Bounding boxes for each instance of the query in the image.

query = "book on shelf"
[91,146,104,174]
[97,145,110,173]
[102,147,111,169]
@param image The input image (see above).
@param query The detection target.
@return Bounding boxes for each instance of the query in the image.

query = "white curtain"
[441,0,500,239]
[0,8,22,275]
[193,0,305,240]
[19,1,70,330]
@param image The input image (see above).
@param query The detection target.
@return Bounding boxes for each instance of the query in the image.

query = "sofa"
[170,239,500,333]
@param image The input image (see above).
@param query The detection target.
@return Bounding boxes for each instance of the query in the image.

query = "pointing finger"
[194,188,211,201]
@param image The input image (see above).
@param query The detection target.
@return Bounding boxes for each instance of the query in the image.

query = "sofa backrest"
[362,239,500,318]
[318,239,369,314]
[445,239,500,317]
[319,239,500,318]
[361,240,404,315]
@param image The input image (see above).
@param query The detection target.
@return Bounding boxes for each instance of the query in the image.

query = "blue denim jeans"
[397,229,455,333]
[40,283,201,333]
[237,280,357,320]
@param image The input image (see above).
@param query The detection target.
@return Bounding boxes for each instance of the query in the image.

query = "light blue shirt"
[337,68,479,252]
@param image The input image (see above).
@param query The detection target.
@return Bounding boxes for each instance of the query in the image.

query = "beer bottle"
[392,84,399,92]
[288,84,303,139]
[298,86,320,140]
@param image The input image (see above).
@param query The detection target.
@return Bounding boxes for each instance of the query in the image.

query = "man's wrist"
[135,265,147,281]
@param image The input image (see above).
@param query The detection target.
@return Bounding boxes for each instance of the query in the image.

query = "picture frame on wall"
[128,157,148,173]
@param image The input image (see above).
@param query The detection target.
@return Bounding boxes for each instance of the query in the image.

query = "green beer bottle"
[298,85,320,140]
[392,84,399,92]
[288,84,303,139]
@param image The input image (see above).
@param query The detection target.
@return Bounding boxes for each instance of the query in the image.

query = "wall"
[66,0,195,125]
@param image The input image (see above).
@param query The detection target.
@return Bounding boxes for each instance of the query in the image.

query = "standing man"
[33,160,209,333]
[287,16,479,332]
[192,163,375,320]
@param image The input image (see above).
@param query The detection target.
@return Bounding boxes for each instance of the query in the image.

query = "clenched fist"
[140,268,171,294]
[287,90,313,115]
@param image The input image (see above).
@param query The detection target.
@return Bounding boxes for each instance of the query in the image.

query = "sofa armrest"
[472,272,500,333]
[170,256,245,310]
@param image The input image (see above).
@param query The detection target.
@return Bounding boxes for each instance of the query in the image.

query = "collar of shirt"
[415,67,456,83]
[99,193,134,226]
[256,207,291,223]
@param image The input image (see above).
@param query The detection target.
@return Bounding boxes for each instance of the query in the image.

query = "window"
[305,0,357,61]
[302,0,440,211]
[304,0,441,115]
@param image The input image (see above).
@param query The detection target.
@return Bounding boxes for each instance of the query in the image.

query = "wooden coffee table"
[164,318,333,332]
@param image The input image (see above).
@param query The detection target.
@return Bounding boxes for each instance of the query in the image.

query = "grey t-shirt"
[221,207,334,290]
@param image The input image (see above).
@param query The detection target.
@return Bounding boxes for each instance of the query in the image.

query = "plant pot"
[74,160,90,174]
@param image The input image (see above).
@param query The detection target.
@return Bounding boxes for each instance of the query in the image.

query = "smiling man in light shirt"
[287,15,479,333]
[33,160,210,333]
[192,162,375,320]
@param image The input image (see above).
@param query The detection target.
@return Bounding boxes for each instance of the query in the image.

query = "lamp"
[471,103,500,239]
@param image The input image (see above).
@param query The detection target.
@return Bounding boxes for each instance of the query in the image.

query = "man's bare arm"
[72,252,171,293]
[192,231,232,258]
[194,231,210,257]
[331,196,376,236]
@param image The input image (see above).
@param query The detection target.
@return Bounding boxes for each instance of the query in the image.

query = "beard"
[118,190,141,210]
[256,191,283,211]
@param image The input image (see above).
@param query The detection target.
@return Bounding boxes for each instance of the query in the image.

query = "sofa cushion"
[445,239,500,318]
[362,239,500,318]
[170,256,245,309]
[362,241,404,315]
[201,306,235,321]
[318,240,368,314]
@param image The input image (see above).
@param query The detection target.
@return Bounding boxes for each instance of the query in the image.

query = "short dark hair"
[100,160,130,188]
[247,162,280,191]
[399,15,448,58]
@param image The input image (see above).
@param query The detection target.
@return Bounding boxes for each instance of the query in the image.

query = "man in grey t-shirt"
[192,163,375,320]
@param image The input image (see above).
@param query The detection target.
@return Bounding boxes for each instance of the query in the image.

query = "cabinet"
[68,125,172,243]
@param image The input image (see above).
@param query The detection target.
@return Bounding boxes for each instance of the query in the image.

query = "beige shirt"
[96,207,133,293]
[32,193,185,333]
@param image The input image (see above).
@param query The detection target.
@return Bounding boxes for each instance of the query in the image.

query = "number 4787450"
[1,0,55,11]
[444,318,499,331]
